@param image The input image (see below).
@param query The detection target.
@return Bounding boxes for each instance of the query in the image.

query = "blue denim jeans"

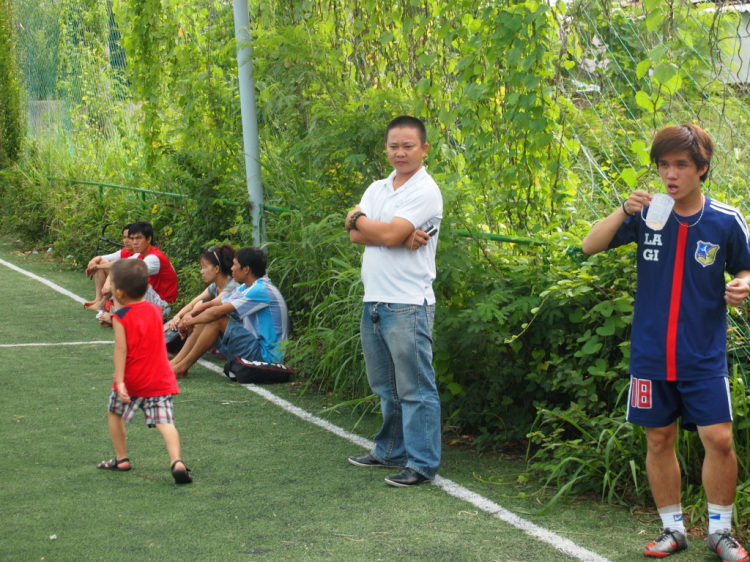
[360,301,441,479]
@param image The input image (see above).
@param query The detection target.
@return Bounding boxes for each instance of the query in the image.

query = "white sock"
[658,504,685,534]
[707,503,733,535]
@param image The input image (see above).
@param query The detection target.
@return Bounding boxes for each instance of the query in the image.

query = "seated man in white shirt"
[83,224,133,310]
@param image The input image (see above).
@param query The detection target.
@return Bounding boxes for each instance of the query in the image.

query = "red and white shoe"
[644,529,688,558]
[707,530,750,562]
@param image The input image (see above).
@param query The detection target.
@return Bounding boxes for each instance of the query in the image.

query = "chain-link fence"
[16,0,128,142]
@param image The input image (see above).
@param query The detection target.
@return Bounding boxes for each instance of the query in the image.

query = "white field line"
[1,257,612,562]
[0,258,87,304]
[197,359,611,562]
[199,359,374,449]
[0,341,113,348]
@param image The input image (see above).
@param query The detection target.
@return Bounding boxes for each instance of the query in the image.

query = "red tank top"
[138,246,178,303]
[111,301,179,397]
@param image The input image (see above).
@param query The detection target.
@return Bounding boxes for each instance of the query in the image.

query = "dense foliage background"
[5,0,750,521]
[0,0,24,167]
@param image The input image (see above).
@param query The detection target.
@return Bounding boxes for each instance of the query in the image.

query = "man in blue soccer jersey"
[171,247,288,378]
[583,124,750,561]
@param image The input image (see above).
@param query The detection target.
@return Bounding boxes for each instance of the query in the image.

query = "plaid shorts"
[108,390,174,428]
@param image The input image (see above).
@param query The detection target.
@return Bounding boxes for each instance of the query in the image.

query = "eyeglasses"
[370,303,380,324]
[207,246,220,264]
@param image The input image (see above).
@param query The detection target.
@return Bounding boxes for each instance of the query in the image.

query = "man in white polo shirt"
[345,116,443,487]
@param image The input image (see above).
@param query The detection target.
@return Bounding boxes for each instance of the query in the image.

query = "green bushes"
[430,239,635,447]
[527,408,648,509]
[0,0,24,167]
[267,212,367,398]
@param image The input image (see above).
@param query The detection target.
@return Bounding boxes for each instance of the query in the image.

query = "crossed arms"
[345,205,431,249]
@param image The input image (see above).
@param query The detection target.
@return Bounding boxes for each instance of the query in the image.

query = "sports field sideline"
[0,237,713,561]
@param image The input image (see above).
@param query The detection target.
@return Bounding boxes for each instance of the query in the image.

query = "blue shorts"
[626,376,733,431]
[215,318,263,362]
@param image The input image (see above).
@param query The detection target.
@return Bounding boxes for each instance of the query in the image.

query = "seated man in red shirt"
[96,222,179,323]
[126,221,178,311]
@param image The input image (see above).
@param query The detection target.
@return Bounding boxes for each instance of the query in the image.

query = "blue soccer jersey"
[222,276,289,363]
[609,197,750,381]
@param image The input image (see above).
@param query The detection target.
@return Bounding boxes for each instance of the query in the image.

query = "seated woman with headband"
[164,245,237,362]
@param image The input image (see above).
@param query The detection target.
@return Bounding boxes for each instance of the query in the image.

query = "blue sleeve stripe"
[114,306,130,320]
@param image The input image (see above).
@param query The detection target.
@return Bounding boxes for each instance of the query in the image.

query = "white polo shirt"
[358,167,443,305]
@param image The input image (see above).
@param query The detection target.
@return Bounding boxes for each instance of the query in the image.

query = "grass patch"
[0,235,717,562]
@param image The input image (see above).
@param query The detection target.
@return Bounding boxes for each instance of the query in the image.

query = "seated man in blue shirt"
[172,247,288,378]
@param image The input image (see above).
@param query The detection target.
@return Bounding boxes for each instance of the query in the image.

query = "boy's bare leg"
[172,317,229,378]
[170,324,207,365]
[103,411,130,468]
[84,269,109,310]
[156,423,185,469]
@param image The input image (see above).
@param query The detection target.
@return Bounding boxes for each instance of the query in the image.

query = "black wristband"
[350,211,366,230]
[622,200,635,217]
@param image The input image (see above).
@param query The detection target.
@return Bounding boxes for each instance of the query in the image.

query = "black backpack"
[164,328,187,355]
[222,356,293,384]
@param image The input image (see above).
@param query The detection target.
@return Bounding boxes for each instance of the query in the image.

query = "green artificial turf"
[0,237,726,561]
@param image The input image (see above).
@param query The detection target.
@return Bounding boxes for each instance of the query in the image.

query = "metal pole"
[232,0,263,245]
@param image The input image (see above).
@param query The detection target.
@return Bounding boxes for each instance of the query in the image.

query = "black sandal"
[97,457,131,471]
[171,460,193,484]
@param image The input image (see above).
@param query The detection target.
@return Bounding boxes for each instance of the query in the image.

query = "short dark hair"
[128,221,154,242]
[201,244,235,277]
[385,116,427,145]
[110,259,149,299]
[235,247,267,278]
[650,124,714,182]
[122,224,132,234]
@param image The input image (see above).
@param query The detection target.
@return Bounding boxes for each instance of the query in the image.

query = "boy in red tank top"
[96,259,192,484]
